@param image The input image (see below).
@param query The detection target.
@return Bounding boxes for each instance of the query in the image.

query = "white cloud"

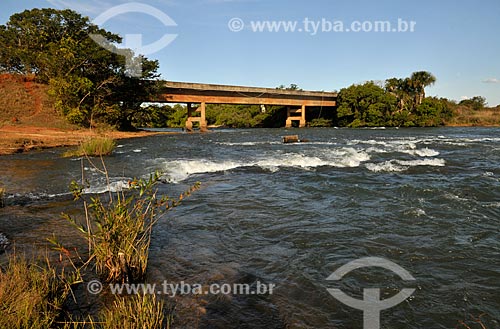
[482,78,500,84]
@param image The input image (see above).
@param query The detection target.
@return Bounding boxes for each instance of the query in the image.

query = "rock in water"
[282,135,300,143]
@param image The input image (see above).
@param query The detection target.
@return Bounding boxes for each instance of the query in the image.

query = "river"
[0,127,499,328]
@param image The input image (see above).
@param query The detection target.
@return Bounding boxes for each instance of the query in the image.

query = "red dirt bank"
[0,74,170,155]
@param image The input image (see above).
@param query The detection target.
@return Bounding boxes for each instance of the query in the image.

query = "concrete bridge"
[152,81,337,131]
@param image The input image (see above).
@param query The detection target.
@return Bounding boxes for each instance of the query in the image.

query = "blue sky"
[1,0,499,105]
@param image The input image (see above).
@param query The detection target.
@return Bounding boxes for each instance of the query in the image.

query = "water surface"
[1,127,499,328]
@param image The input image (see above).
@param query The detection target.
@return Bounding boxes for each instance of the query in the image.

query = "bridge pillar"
[186,103,193,132]
[299,104,306,128]
[285,105,307,128]
[199,101,208,132]
[185,102,208,132]
[286,107,292,128]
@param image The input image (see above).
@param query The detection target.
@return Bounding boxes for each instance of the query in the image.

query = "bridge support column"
[185,102,208,132]
[185,103,193,132]
[299,104,306,128]
[286,107,292,128]
[285,105,307,128]
[199,101,208,132]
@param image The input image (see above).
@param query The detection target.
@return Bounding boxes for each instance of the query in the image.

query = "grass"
[62,294,171,329]
[0,253,79,329]
[100,294,171,329]
[2,162,198,327]
[63,137,116,157]
[446,106,500,126]
[0,253,170,329]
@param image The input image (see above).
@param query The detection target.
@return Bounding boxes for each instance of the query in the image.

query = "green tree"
[385,77,415,112]
[385,71,436,113]
[0,8,159,129]
[0,8,120,82]
[410,71,436,105]
[415,97,452,126]
[459,96,487,110]
[337,81,397,127]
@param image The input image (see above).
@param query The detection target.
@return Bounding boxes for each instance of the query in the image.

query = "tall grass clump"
[63,137,116,157]
[62,294,172,329]
[0,253,80,329]
[100,294,171,329]
[0,186,5,207]
[64,170,200,283]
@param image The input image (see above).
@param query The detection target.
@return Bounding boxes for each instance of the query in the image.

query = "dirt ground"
[0,125,171,155]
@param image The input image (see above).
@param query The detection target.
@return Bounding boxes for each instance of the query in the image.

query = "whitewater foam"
[328,147,371,167]
[164,159,242,182]
[366,158,445,172]
[83,180,130,194]
[161,147,372,182]
[347,138,441,157]
[365,161,406,173]
[404,148,440,157]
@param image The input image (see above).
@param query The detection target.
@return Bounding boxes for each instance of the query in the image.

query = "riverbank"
[0,125,175,155]
[0,74,178,155]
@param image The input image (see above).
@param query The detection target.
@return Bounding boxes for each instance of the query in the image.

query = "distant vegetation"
[447,97,500,126]
[134,74,497,128]
[337,71,453,127]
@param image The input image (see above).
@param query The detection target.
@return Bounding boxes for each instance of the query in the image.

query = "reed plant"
[64,168,200,283]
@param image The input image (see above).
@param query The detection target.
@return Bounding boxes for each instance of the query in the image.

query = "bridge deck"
[157,81,337,107]
[152,81,337,131]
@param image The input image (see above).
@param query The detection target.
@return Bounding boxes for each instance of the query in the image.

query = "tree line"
[137,75,491,129]
[336,71,453,127]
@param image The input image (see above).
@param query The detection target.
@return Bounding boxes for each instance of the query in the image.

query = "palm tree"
[385,77,414,112]
[410,71,436,105]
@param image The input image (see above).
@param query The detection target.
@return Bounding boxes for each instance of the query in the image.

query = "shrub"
[308,118,333,127]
